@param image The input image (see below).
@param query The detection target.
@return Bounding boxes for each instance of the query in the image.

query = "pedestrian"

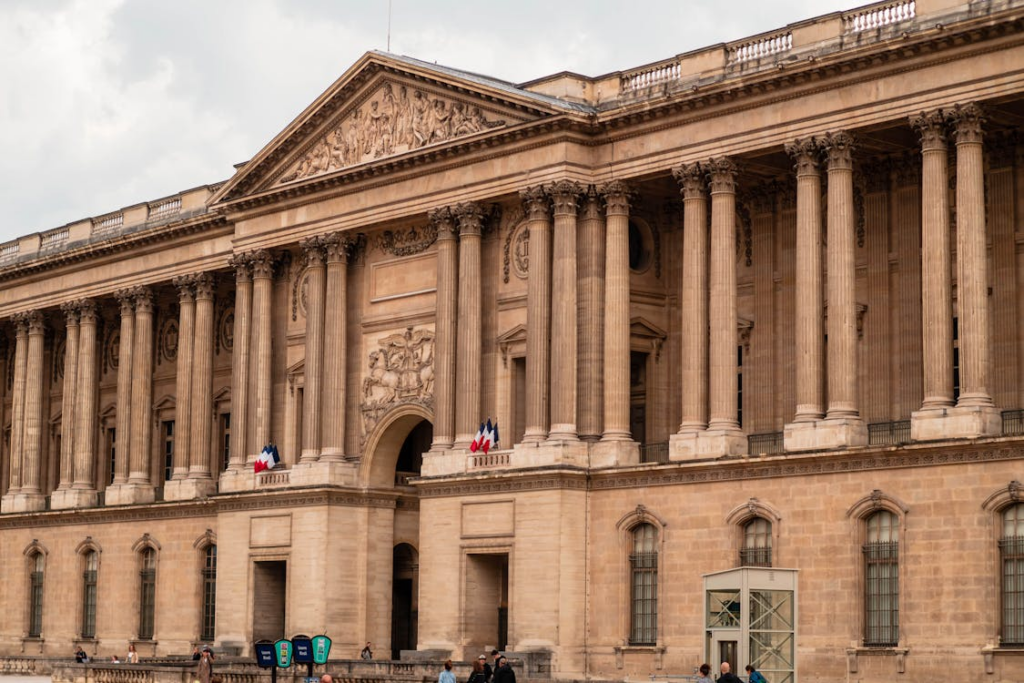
[439,659,456,683]
[360,642,374,660]
[74,647,88,663]
[126,643,139,663]
[493,656,516,683]
[468,657,486,683]
[695,663,712,683]
[745,665,767,683]
[192,646,201,661]
[320,675,334,683]
[478,654,492,683]
[717,662,741,683]
[197,646,214,683]
[490,649,501,674]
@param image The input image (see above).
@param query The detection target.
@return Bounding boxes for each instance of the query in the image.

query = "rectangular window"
[630,525,658,645]
[201,546,217,641]
[139,550,156,640]
[107,428,116,485]
[220,413,231,471]
[863,540,899,646]
[29,558,44,638]
[1001,534,1024,645]
[82,553,98,639]
[953,317,960,403]
[162,420,175,483]
[737,345,744,429]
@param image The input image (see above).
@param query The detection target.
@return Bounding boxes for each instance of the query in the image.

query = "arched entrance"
[391,543,419,659]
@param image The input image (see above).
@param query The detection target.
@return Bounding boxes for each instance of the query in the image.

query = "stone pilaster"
[548,180,582,442]
[577,188,605,442]
[57,302,80,491]
[73,301,99,497]
[600,181,632,442]
[127,287,155,498]
[300,238,327,462]
[228,255,252,470]
[189,274,216,487]
[454,202,485,448]
[172,276,195,480]
[18,310,47,508]
[430,209,458,450]
[1,315,29,510]
[251,251,274,452]
[112,291,134,486]
[322,233,353,461]
[522,186,552,444]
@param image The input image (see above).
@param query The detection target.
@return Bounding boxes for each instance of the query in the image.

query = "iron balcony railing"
[1003,409,1024,437]
[747,432,783,455]
[868,420,911,447]
[640,442,669,463]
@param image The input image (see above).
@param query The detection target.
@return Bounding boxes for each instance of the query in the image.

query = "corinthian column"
[112,291,134,486]
[228,255,252,469]
[522,187,552,443]
[454,202,485,448]
[251,251,274,452]
[707,159,742,433]
[3,316,29,503]
[951,103,994,410]
[785,138,825,423]
[673,163,709,434]
[912,111,954,411]
[190,273,215,480]
[601,181,632,442]
[300,238,327,462]
[57,303,80,491]
[128,287,154,490]
[430,209,458,449]
[20,311,47,501]
[549,180,582,442]
[172,276,195,480]
[577,188,605,441]
[73,300,99,497]
[821,132,861,423]
[322,234,352,460]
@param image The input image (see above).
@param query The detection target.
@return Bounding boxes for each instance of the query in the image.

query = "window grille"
[29,553,44,638]
[220,414,231,471]
[630,523,658,645]
[139,549,156,640]
[162,421,175,483]
[863,511,899,646]
[201,546,217,641]
[108,428,116,485]
[741,517,773,567]
[82,551,98,638]
[1001,504,1024,645]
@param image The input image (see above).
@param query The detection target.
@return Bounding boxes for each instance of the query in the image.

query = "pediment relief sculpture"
[278,82,510,186]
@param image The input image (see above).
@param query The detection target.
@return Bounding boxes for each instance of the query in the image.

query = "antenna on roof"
[387,0,393,52]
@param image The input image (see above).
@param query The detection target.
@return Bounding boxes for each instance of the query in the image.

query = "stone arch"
[360,403,433,488]
[75,536,103,556]
[192,528,217,550]
[846,489,909,520]
[23,539,49,558]
[982,480,1024,512]
[725,497,782,526]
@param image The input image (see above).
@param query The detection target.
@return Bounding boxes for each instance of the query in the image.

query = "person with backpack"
[745,664,768,683]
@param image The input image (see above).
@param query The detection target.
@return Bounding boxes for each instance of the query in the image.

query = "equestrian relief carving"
[361,327,435,441]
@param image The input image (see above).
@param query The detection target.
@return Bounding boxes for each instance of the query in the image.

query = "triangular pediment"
[213,52,581,205]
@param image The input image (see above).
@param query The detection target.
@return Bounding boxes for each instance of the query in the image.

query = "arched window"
[82,551,98,639]
[201,546,217,641]
[630,523,658,645]
[139,548,156,640]
[1001,504,1024,645]
[863,510,899,646]
[28,552,44,638]
[741,517,772,567]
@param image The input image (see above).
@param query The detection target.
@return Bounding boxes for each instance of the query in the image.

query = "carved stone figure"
[360,327,436,440]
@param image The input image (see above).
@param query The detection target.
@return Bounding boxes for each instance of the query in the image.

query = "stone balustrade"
[844,0,916,33]
[467,449,513,470]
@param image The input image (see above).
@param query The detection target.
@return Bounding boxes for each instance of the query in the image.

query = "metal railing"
[747,431,783,455]
[640,442,669,463]
[868,420,911,446]
[1003,410,1024,436]
[740,545,772,568]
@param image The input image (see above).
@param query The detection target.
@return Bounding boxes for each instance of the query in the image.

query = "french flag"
[470,422,486,453]
[471,419,500,454]
[254,444,280,473]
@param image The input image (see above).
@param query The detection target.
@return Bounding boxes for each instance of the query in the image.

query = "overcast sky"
[0,0,857,244]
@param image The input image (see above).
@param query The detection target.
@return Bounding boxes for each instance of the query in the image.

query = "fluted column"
[822,132,861,421]
[522,187,552,443]
[73,300,99,493]
[673,163,709,433]
[251,251,274,451]
[549,180,582,442]
[577,188,605,441]
[300,239,327,462]
[912,111,954,410]
[128,287,154,487]
[190,274,215,478]
[430,209,458,449]
[322,234,352,460]
[228,256,252,469]
[20,311,47,496]
[601,181,632,441]
[5,316,29,496]
[172,276,195,480]
[707,159,742,432]
[454,202,485,448]
[951,103,993,408]
[786,139,825,422]
[112,291,134,485]
[57,303,80,491]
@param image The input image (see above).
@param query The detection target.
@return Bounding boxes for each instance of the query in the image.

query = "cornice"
[0,499,215,530]
[416,467,589,498]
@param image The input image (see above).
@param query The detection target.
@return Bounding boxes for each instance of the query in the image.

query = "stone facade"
[2,1,1024,681]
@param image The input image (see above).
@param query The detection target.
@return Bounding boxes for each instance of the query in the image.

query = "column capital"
[11,312,29,336]
[429,207,458,241]
[193,272,215,300]
[77,299,98,324]
[454,201,487,236]
[909,110,948,151]
[947,102,984,145]
[672,162,706,199]
[229,253,252,282]
[251,250,275,279]
[520,185,551,221]
[114,288,136,314]
[173,274,195,301]
[547,180,583,216]
[580,185,603,219]
[706,157,738,194]
[599,180,632,215]
[819,131,856,171]
[785,138,821,175]
[60,301,81,325]
[300,236,327,268]
[24,310,46,335]
[323,232,359,262]
[133,286,154,314]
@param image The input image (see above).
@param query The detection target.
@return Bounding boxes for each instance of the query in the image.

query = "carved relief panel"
[360,327,435,442]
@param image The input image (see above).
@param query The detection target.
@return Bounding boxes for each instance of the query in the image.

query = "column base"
[319,447,345,462]
[103,483,155,506]
[546,425,579,444]
[289,459,359,487]
[0,492,46,513]
[670,429,747,460]
[590,439,639,468]
[784,417,867,452]
[911,404,1002,441]
[163,477,217,501]
[50,488,98,510]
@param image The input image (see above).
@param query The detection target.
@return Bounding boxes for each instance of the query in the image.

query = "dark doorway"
[252,561,287,642]
[395,420,432,485]
[391,544,419,659]
[465,553,509,653]
[630,351,648,445]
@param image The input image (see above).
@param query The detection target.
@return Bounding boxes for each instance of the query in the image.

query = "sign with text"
[292,635,313,664]
[254,642,276,669]
[274,639,293,668]
[311,635,332,665]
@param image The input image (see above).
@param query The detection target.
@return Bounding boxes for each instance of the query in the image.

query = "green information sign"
[311,635,332,665]
[274,639,293,668]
